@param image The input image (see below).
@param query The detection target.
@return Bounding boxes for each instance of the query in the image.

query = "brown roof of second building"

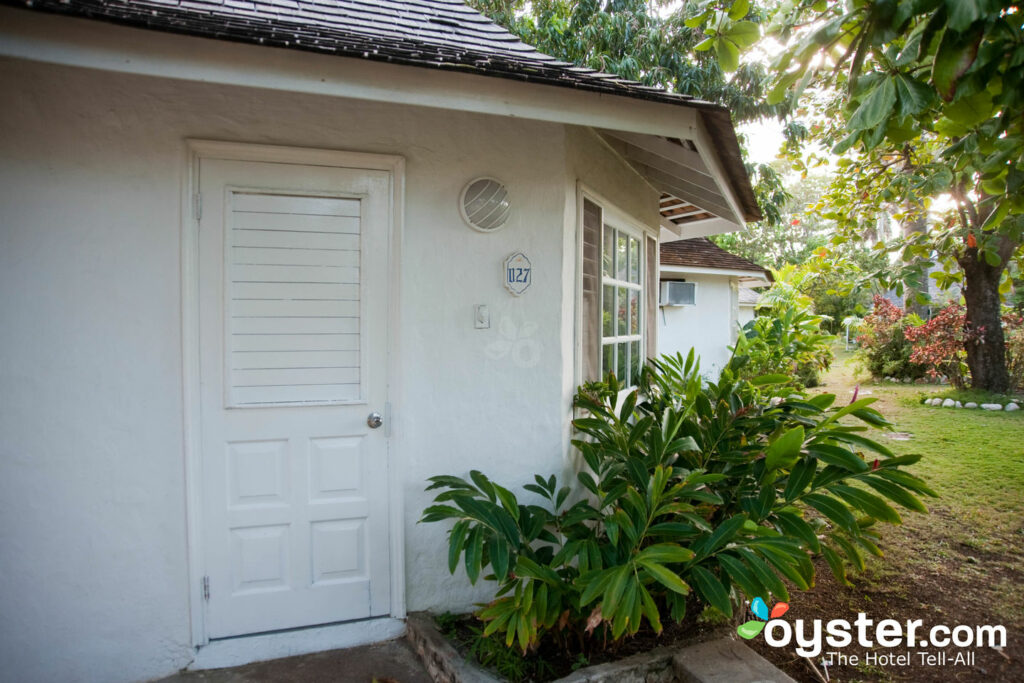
[660,238,772,281]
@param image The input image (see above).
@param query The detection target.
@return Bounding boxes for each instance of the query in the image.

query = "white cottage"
[0,1,760,680]
[658,238,772,376]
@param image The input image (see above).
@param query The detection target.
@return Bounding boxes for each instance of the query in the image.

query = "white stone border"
[921,397,1020,411]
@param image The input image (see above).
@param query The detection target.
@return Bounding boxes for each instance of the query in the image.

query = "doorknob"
[367,412,383,429]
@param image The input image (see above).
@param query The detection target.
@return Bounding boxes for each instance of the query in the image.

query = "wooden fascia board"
[660,264,767,279]
[602,136,722,195]
[659,219,741,242]
[597,128,710,174]
[690,113,749,229]
[0,7,702,138]
[633,163,738,223]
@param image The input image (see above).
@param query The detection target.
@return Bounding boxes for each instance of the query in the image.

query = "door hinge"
[202,576,210,602]
[194,192,202,221]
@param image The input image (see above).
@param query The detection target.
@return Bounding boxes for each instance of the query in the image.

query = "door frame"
[180,140,406,647]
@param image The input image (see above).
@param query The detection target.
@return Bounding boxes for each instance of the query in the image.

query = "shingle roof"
[7,0,717,108]
[7,0,760,222]
[738,286,762,305]
[660,238,772,280]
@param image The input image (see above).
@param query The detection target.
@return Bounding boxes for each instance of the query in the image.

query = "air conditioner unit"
[660,280,696,306]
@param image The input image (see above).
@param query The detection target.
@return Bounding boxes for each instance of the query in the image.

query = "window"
[579,193,656,388]
[601,225,644,386]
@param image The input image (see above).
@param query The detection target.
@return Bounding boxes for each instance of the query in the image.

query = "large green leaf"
[784,458,817,501]
[728,0,750,21]
[765,426,805,471]
[698,514,748,558]
[718,553,769,602]
[448,520,470,573]
[465,526,484,584]
[638,559,691,595]
[822,545,853,587]
[932,27,981,101]
[637,543,696,564]
[717,38,740,72]
[830,484,902,524]
[864,477,928,512]
[690,565,733,616]
[944,90,994,127]
[804,493,859,535]
[726,21,760,49]
[848,77,897,131]
[775,510,821,552]
[737,548,789,602]
[806,443,869,472]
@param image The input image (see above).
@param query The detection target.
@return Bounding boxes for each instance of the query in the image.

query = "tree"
[467,0,792,223]
[713,160,837,268]
[748,0,1024,392]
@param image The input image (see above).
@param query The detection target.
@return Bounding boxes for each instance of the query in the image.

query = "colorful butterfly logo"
[736,597,789,639]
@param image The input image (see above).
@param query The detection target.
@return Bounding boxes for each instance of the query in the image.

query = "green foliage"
[1006,313,1024,392]
[469,0,780,117]
[733,280,835,388]
[466,0,792,225]
[466,623,555,682]
[856,295,928,382]
[421,354,934,656]
[711,163,837,270]
[756,0,1024,391]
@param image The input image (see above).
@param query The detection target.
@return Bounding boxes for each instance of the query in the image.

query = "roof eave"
[0,3,760,225]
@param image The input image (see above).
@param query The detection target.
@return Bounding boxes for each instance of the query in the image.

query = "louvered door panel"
[227,192,362,406]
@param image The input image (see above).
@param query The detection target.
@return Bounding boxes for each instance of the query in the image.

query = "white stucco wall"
[738,304,756,327]
[657,273,738,378]
[0,53,666,681]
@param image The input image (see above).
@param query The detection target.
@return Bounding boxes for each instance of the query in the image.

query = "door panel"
[198,158,391,639]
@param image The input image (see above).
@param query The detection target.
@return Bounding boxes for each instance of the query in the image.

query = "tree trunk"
[958,251,1010,393]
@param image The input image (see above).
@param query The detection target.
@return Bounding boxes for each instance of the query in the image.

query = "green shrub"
[856,295,927,381]
[733,302,834,389]
[421,352,935,656]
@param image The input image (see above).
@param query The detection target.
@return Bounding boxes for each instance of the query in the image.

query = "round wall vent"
[460,177,510,233]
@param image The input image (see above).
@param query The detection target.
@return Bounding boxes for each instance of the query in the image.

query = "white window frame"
[601,220,645,387]
[575,186,654,391]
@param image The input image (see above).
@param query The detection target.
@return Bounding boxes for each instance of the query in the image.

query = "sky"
[737,118,786,165]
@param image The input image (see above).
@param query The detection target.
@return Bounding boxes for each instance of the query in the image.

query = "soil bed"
[746,554,1022,682]
[744,346,1024,682]
[437,605,726,682]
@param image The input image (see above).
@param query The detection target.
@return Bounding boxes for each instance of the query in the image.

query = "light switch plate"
[474,304,490,329]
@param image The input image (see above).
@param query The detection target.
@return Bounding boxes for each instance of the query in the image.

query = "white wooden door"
[198,158,392,638]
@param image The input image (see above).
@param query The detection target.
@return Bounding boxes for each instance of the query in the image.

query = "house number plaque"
[503,252,532,296]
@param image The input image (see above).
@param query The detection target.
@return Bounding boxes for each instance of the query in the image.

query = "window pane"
[617,341,628,382]
[631,340,641,382]
[603,225,614,277]
[616,232,628,280]
[602,343,615,379]
[629,289,640,335]
[629,236,640,283]
[617,286,628,336]
[602,285,614,337]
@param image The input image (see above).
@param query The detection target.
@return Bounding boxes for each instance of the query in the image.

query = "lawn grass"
[750,346,1024,681]
[821,347,1024,555]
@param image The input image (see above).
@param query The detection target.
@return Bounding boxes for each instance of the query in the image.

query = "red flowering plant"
[902,307,1024,391]
[856,296,926,381]
[903,305,969,389]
